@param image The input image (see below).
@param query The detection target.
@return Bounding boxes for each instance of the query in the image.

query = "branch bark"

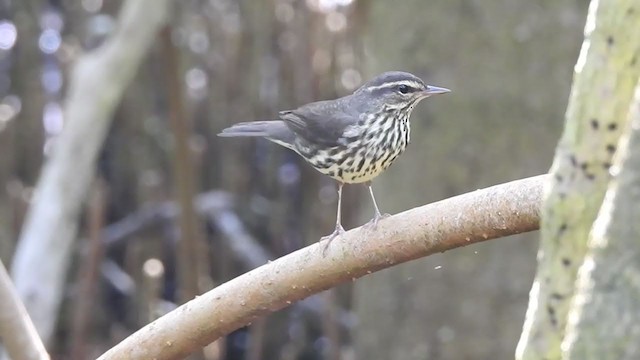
[0,259,49,360]
[9,0,170,343]
[562,80,640,359]
[98,175,545,360]
[517,1,640,358]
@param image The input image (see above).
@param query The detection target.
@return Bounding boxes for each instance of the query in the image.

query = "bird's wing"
[279,98,358,147]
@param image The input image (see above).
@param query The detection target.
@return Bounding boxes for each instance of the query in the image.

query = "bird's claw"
[321,225,346,254]
[364,212,391,230]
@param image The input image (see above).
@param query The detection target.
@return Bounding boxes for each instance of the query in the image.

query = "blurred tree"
[9,0,170,345]
[0,0,44,263]
[354,1,587,359]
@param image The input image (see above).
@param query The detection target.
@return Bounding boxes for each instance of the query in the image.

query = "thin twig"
[98,175,545,360]
[246,318,267,360]
[321,289,340,360]
[101,190,272,270]
[70,180,107,360]
[161,25,206,302]
[102,191,232,247]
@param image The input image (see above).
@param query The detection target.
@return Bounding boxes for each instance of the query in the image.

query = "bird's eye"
[397,85,411,94]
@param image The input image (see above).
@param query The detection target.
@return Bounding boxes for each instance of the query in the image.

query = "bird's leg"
[321,182,346,250]
[364,181,390,230]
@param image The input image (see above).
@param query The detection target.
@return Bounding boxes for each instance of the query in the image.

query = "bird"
[218,71,449,248]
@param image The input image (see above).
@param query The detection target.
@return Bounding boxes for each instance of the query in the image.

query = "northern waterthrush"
[219,71,449,246]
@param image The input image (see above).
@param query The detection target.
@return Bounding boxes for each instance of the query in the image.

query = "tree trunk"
[517,1,640,358]
[562,80,640,359]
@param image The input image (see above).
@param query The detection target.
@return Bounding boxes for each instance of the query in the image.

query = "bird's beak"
[423,85,451,96]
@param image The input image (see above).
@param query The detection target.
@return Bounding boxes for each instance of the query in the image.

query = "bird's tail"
[218,120,296,149]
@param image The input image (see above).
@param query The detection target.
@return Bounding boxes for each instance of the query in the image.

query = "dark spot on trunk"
[559,223,568,233]
[606,144,616,154]
[547,305,557,327]
[547,305,556,316]
[569,154,578,167]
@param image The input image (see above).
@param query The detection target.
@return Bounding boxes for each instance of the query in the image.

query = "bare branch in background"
[9,0,170,343]
[160,25,209,302]
[98,175,544,360]
[101,190,353,329]
[0,259,49,360]
[70,180,107,360]
[102,190,272,269]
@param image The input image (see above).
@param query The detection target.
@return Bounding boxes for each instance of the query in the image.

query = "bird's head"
[355,71,450,111]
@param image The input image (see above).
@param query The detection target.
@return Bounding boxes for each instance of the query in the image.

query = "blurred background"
[0,0,589,359]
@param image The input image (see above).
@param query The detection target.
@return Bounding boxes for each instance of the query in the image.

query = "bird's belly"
[295,121,410,184]
[326,164,386,184]
[306,142,407,184]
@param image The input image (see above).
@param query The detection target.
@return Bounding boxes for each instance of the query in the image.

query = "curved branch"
[99,175,545,360]
[0,260,49,360]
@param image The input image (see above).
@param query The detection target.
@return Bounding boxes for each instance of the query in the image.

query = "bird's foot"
[321,224,346,254]
[364,212,391,231]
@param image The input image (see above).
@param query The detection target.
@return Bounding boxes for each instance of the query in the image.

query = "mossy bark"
[562,81,640,359]
[517,1,640,359]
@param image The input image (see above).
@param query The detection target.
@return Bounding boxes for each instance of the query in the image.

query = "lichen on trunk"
[562,80,640,359]
[517,1,640,359]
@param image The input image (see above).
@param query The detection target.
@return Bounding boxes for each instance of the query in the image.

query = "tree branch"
[98,175,545,360]
[9,0,170,343]
[0,259,49,360]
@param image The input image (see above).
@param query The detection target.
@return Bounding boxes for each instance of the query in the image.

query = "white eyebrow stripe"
[365,80,423,92]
